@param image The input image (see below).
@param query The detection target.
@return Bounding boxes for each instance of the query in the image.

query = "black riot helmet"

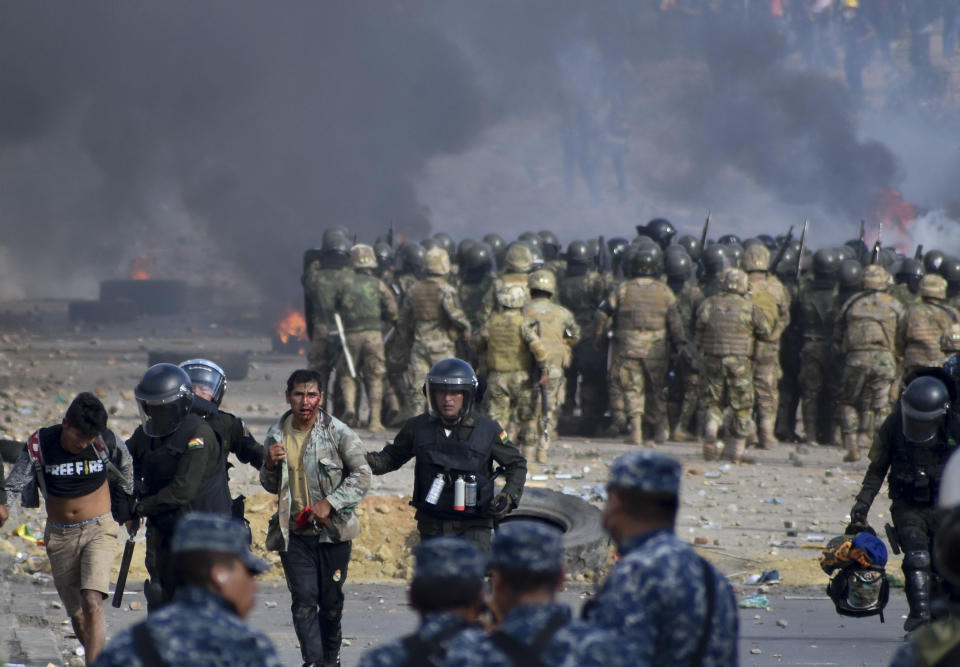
[538,231,560,260]
[757,234,777,251]
[896,258,924,291]
[398,241,426,275]
[639,218,677,250]
[725,243,744,268]
[717,234,742,246]
[373,241,394,272]
[942,257,960,291]
[135,363,194,437]
[423,358,481,422]
[812,248,839,279]
[607,236,629,258]
[900,375,950,444]
[701,244,729,277]
[845,239,868,264]
[924,250,947,275]
[630,245,663,278]
[676,235,701,261]
[664,248,693,281]
[179,359,227,406]
[432,233,456,260]
[420,237,440,252]
[322,227,350,249]
[835,245,855,261]
[483,233,507,268]
[461,243,493,276]
[518,231,542,253]
[566,240,591,266]
[321,234,351,268]
[456,239,478,266]
[838,258,863,291]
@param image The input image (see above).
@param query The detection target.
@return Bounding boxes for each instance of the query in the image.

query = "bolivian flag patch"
[499,431,508,443]
[187,437,205,449]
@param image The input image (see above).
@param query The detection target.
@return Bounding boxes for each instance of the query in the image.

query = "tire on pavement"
[499,487,610,576]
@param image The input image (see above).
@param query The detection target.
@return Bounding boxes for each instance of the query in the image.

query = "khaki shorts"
[44,514,118,616]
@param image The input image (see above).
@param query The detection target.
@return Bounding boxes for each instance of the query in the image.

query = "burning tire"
[500,487,610,575]
[68,299,138,324]
[146,351,250,381]
[100,280,187,316]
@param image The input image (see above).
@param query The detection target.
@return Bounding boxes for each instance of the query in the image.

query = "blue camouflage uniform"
[583,451,738,667]
[93,513,280,667]
[443,521,626,667]
[358,537,484,667]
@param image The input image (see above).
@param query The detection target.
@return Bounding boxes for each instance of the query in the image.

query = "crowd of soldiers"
[303,220,960,466]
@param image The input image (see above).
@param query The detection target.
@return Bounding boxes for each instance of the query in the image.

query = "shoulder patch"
[499,430,508,443]
[187,437,205,449]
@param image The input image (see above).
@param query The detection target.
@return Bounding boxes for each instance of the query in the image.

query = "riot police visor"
[137,395,193,438]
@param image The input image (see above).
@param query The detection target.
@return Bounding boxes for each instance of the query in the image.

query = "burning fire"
[129,254,154,281]
[872,188,916,251]
[275,308,308,346]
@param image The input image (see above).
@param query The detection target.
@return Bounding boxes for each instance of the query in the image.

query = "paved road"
[0,558,913,666]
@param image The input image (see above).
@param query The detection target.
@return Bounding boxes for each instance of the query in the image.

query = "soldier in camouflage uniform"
[558,241,610,434]
[357,538,484,667]
[304,234,353,394]
[478,284,548,458]
[398,247,471,417]
[665,248,703,442]
[699,244,730,298]
[774,253,804,442]
[596,246,686,446]
[898,274,960,378]
[743,244,791,449]
[457,243,496,368]
[538,230,567,280]
[94,513,279,667]
[834,264,905,462]
[523,270,579,463]
[796,249,840,446]
[384,242,428,423]
[443,521,625,667]
[695,268,772,462]
[584,451,738,665]
[334,244,398,432]
[481,242,534,320]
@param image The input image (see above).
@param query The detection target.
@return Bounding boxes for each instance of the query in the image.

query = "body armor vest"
[140,414,231,528]
[410,414,498,520]
[617,278,672,333]
[559,272,603,325]
[339,273,383,332]
[903,301,958,369]
[888,412,956,506]
[487,310,532,372]
[699,294,755,357]
[525,299,570,368]
[798,284,836,341]
[842,292,898,351]
[410,279,446,324]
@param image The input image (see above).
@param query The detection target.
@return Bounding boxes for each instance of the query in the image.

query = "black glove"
[850,500,870,526]
[491,493,514,519]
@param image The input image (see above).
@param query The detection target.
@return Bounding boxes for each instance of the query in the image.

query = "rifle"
[795,219,809,284]
[871,223,883,264]
[914,244,924,260]
[333,312,357,378]
[768,224,795,271]
[112,527,137,608]
[698,210,711,263]
[388,222,395,249]
[858,219,866,263]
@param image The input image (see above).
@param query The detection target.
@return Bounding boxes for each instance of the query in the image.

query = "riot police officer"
[365,358,527,552]
[127,364,231,610]
[850,373,958,632]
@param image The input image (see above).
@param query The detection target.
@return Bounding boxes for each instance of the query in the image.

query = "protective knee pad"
[904,550,931,572]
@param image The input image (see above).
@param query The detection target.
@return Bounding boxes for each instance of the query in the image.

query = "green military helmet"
[518,231,542,252]
[742,243,771,272]
[862,264,890,290]
[350,243,377,270]
[432,232,456,260]
[420,237,440,251]
[528,269,557,296]
[565,240,591,266]
[664,247,692,280]
[638,218,677,250]
[676,235,701,261]
[424,246,451,276]
[721,267,750,295]
[495,283,528,309]
[398,241,426,275]
[838,258,863,290]
[920,274,948,300]
[322,227,351,249]
[630,245,663,278]
[504,242,534,273]
[701,244,729,277]
[631,234,659,248]
[742,237,764,250]
[725,242,744,268]
[538,231,560,260]
[812,248,840,279]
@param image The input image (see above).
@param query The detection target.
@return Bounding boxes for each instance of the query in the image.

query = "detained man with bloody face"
[365,358,527,553]
[259,369,371,667]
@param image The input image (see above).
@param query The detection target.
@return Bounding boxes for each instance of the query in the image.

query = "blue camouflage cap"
[413,537,486,581]
[607,450,682,496]
[172,512,270,574]
[490,521,564,573]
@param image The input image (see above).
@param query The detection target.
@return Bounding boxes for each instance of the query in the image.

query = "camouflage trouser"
[335,330,385,428]
[617,354,669,433]
[700,355,754,441]
[486,370,537,447]
[405,336,457,417]
[523,366,565,460]
[307,325,332,387]
[384,330,411,421]
[799,340,833,444]
[838,350,896,439]
[753,350,781,446]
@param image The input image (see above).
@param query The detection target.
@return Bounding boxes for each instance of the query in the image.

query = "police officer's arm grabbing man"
[365,358,526,552]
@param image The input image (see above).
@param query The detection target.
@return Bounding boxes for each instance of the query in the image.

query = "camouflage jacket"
[309,266,351,330]
[93,586,281,667]
[596,277,686,359]
[259,409,371,550]
[898,299,960,371]
[584,529,738,667]
[458,273,496,332]
[399,277,471,344]
[672,279,704,340]
[835,289,905,354]
[337,269,398,333]
[796,282,837,342]
[523,297,580,369]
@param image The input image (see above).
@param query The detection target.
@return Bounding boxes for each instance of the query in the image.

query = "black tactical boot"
[903,568,932,632]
